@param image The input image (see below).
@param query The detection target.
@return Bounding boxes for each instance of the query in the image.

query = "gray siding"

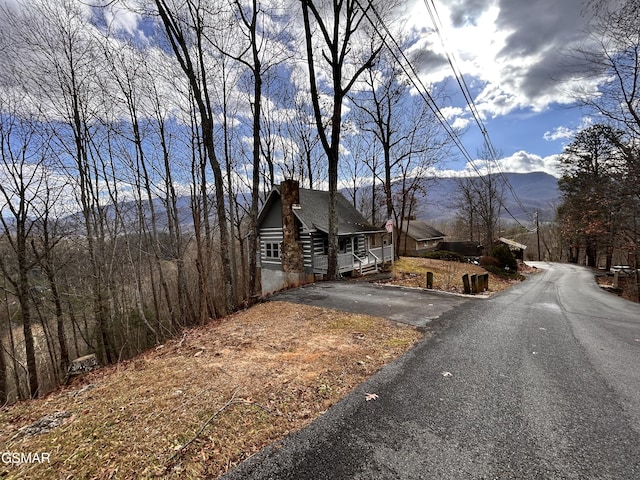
[356,235,365,255]
[301,228,313,270]
[259,227,283,269]
[311,234,326,257]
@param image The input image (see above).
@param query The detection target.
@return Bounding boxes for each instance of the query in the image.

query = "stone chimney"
[280,180,304,273]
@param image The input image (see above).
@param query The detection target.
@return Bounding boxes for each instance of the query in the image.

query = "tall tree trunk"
[18,271,38,398]
[154,0,235,315]
[0,337,7,405]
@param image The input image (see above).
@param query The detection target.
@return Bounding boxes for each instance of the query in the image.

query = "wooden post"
[462,274,471,294]
[477,274,485,292]
[471,274,478,294]
[483,273,489,291]
[426,271,434,289]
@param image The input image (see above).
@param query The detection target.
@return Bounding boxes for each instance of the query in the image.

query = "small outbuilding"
[497,237,527,261]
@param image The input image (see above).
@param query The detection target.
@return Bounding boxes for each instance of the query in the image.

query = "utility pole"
[535,211,541,261]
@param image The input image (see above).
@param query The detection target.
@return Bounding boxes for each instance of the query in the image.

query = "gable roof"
[498,237,527,250]
[401,220,446,241]
[257,186,382,235]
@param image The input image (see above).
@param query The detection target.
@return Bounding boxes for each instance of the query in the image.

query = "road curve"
[222,263,640,479]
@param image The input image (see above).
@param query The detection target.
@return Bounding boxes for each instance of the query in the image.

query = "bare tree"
[349,52,451,255]
[0,99,47,398]
[218,0,271,299]
[340,121,375,209]
[349,51,404,221]
[153,0,235,314]
[147,55,197,329]
[576,1,640,136]
[454,174,481,242]
[390,101,450,256]
[30,174,72,379]
[0,333,6,404]
[281,79,324,189]
[476,174,504,252]
[300,0,383,278]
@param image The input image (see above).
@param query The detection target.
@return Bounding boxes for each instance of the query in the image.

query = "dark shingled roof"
[296,189,381,235]
[401,220,446,241]
[257,186,382,235]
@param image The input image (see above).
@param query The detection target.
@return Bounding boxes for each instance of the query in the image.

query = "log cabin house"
[257,180,393,295]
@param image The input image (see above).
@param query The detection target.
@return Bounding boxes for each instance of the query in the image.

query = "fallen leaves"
[0,301,421,480]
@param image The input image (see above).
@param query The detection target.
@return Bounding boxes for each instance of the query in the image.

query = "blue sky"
[0,0,606,181]
[405,0,603,177]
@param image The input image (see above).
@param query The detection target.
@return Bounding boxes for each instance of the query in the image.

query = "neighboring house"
[396,220,446,256]
[257,180,393,295]
[435,241,484,259]
[497,237,527,261]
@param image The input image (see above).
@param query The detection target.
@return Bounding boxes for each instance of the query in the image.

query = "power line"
[356,0,531,230]
[423,0,533,224]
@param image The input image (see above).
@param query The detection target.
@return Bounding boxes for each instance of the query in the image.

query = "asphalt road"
[222,263,640,479]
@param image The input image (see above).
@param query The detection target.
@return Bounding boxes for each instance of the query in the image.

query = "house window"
[264,242,281,259]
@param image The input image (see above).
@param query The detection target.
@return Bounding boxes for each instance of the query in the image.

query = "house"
[396,220,446,256]
[497,237,527,261]
[257,180,393,295]
[435,241,484,260]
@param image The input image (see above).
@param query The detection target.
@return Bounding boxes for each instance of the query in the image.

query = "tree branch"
[165,387,272,467]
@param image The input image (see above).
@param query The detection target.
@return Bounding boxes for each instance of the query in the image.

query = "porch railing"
[313,243,393,274]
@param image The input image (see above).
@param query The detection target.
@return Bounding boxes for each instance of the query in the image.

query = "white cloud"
[543,126,574,142]
[102,1,143,37]
[461,150,561,177]
[440,106,464,120]
[543,117,594,142]
[451,117,470,130]
[405,0,601,118]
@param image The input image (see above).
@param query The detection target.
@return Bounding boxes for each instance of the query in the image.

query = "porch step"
[359,263,379,275]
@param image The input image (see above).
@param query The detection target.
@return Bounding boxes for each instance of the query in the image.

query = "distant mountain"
[36,172,558,236]
[414,172,561,224]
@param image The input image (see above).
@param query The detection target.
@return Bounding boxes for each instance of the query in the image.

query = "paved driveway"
[269,280,473,328]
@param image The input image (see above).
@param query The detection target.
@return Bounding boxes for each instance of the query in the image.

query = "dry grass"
[596,273,639,302]
[386,256,518,293]
[0,301,421,479]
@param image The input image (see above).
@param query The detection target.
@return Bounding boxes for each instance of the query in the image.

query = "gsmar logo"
[1,452,51,464]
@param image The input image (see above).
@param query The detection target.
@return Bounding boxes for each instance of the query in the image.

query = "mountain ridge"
[414,171,560,225]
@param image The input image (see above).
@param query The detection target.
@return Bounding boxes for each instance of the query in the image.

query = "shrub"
[490,244,518,271]
[422,250,465,262]
[479,256,500,268]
